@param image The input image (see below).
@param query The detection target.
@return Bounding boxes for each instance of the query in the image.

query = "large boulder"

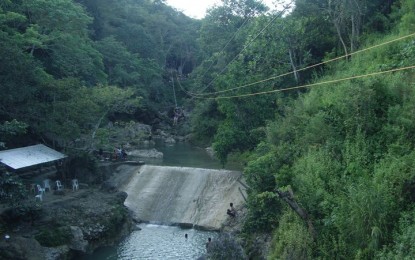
[164,137,176,144]
[69,226,88,252]
[0,236,45,260]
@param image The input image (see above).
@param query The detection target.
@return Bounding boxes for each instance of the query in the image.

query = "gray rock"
[53,190,65,196]
[101,181,118,193]
[206,147,215,158]
[164,137,176,144]
[115,191,128,203]
[69,226,88,252]
[0,236,44,260]
[44,246,70,260]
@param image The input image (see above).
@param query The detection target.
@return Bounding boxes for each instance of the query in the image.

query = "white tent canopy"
[0,144,66,170]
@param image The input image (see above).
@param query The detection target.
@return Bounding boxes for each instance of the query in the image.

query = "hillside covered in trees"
[1,0,415,259]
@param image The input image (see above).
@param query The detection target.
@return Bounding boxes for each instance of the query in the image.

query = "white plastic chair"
[36,184,45,195]
[56,180,64,191]
[72,179,79,191]
[35,193,43,202]
[43,179,51,192]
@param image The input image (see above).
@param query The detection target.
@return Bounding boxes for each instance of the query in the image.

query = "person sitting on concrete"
[227,202,237,217]
[227,208,236,217]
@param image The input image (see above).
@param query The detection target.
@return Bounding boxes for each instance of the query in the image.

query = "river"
[82,141,241,260]
[142,140,241,170]
[80,224,218,260]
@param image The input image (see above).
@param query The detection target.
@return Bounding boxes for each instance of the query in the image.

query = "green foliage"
[213,121,246,166]
[190,100,223,145]
[232,2,415,258]
[0,119,28,148]
[245,151,278,192]
[95,36,147,89]
[66,152,98,183]
[244,191,282,232]
[102,205,129,238]
[330,179,393,258]
[1,0,415,257]
[269,210,313,260]
[398,0,415,34]
[0,172,28,206]
[35,226,72,247]
[0,120,28,136]
[1,0,201,149]
[206,233,247,260]
[291,149,342,218]
[377,209,415,259]
[374,150,415,211]
[18,0,106,85]
[2,202,42,224]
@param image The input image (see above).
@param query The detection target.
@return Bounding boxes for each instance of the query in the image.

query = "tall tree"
[18,0,106,85]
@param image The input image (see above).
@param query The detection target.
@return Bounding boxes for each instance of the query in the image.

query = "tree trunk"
[334,20,349,59]
[30,44,35,56]
[275,188,316,240]
[288,48,300,83]
[90,109,110,149]
[240,177,316,239]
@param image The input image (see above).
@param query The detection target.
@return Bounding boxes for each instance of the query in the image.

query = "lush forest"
[0,0,199,149]
[1,0,415,259]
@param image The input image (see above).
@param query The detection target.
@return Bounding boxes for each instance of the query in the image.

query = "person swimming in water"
[206,237,211,250]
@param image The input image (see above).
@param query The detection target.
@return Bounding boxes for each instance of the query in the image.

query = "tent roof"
[0,144,66,170]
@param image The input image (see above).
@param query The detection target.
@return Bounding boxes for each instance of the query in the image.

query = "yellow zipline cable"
[192,65,415,100]
[190,32,415,97]
[195,3,293,95]
[199,0,268,81]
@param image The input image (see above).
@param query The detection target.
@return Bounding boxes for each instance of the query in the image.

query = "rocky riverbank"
[0,164,137,260]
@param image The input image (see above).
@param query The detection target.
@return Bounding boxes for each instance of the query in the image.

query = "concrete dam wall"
[121,165,246,230]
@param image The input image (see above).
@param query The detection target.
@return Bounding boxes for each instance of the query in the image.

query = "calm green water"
[144,140,241,170]
[83,142,231,259]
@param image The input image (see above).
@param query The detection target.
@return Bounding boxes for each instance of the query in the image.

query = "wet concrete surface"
[122,165,246,230]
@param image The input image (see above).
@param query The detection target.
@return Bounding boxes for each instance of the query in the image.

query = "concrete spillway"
[122,165,245,230]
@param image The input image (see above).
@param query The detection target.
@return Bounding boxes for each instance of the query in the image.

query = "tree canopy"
[1,0,415,258]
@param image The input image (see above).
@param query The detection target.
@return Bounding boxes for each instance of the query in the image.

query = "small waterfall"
[122,165,245,229]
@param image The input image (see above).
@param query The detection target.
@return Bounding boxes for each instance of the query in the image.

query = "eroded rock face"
[69,226,88,252]
[0,235,69,260]
[0,189,134,260]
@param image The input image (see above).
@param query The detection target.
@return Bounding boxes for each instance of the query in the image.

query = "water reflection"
[81,223,217,260]
[119,224,217,260]
[83,142,229,259]
[143,140,241,171]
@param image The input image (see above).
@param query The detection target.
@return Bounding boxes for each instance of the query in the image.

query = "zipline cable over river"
[199,0,270,82]
[181,32,415,100]
[194,1,294,95]
[204,64,415,99]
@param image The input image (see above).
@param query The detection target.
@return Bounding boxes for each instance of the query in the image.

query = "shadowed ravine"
[121,165,245,229]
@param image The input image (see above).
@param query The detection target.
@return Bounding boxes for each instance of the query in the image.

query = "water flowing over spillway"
[122,165,245,229]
